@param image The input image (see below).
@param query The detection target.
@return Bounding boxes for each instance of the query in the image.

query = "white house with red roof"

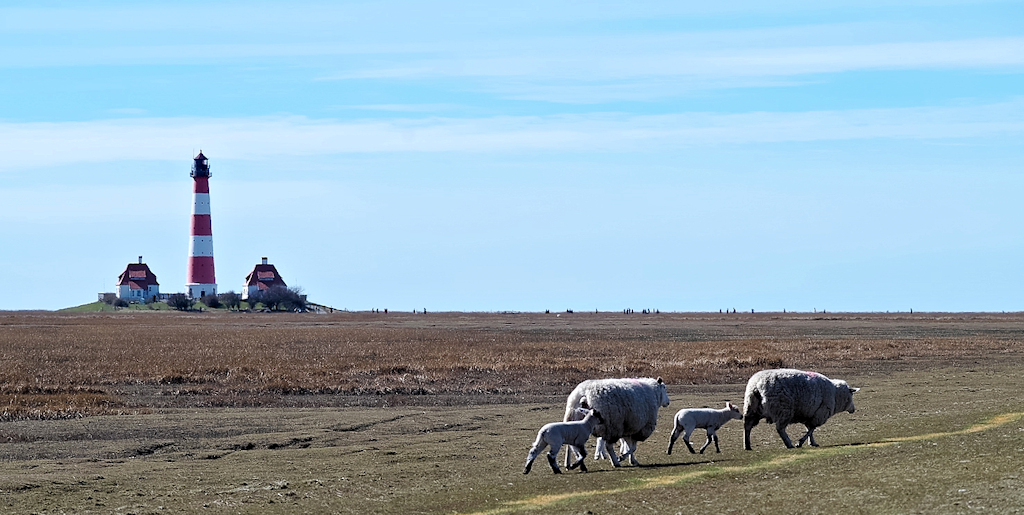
[242,257,287,300]
[115,256,161,302]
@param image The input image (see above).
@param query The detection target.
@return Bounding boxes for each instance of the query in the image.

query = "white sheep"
[523,409,604,474]
[743,368,859,450]
[562,377,670,467]
[666,402,742,455]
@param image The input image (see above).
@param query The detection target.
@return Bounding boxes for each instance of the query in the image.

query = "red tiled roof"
[244,263,286,288]
[116,263,158,288]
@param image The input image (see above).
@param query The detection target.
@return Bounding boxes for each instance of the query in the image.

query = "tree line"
[165,286,308,312]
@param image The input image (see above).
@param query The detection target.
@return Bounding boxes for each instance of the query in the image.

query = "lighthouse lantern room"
[185,151,218,299]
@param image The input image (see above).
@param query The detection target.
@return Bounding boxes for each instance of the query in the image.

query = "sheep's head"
[726,402,742,419]
[833,380,859,414]
[656,377,670,407]
[586,409,606,435]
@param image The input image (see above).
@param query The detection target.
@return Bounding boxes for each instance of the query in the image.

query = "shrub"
[201,294,222,309]
[261,286,308,312]
[281,287,308,312]
[218,291,241,310]
[167,293,194,311]
[245,292,262,310]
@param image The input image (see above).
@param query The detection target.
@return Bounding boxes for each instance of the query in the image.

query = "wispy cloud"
[108,108,148,116]
[323,36,1024,102]
[2,101,1021,170]
[315,37,1024,104]
[321,37,1024,82]
[331,104,463,113]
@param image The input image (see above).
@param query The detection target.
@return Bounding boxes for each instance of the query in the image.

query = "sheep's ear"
[657,377,664,384]
[851,387,861,393]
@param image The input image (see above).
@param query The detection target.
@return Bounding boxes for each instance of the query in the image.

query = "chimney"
[139,256,143,264]
[262,257,268,265]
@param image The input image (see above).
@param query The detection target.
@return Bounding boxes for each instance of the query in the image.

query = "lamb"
[742,368,859,450]
[562,377,670,467]
[666,401,742,455]
[523,409,604,474]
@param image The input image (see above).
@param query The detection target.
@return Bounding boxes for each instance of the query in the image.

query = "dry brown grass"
[1,310,1020,419]
[3,310,1024,513]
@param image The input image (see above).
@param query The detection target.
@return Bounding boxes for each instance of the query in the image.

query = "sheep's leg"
[712,432,721,453]
[547,455,561,474]
[683,427,698,454]
[614,440,638,466]
[577,442,588,471]
[667,424,682,455]
[524,440,549,474]
[547,446,562,474]
[562,398,586,468]
[567,444,588,472]
[604,440,622,467]
[566,444,583,470]
[743,416,760,450]
[698,429,713,454]
[564,434,584,468]
[775,421,796,449]
[616,438,639,466]
[593,437,608,460]
[796,425,818,447]
[564,443,584,469]
[523,457,535,474]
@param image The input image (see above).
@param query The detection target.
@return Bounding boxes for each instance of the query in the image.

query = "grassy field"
[1,311,1023,513]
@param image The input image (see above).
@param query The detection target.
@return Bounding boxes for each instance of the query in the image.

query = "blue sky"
[1,0,1021,312]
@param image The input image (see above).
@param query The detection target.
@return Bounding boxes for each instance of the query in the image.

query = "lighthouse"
[185,151,217,299]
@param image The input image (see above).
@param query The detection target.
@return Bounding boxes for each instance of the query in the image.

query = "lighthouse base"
[186,283,218,299]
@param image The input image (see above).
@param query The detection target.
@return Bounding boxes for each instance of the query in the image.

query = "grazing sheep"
[742,368,859,450]
[666,402,742,455]
[563,377,670,467]
[523,409,603,474]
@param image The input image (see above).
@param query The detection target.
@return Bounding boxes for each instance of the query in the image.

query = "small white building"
[116,256,160,302]
[242,257,288,300]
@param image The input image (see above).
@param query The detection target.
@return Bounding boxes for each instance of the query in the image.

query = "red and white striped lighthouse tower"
[186,151,217,299]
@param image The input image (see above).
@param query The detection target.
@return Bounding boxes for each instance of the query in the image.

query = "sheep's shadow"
[752,441,869,451]
[831,441,870,448]
[607,458,738,470]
